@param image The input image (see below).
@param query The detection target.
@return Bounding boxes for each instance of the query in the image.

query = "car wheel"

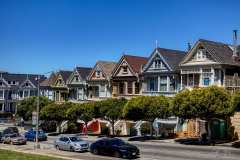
[114,151,121,158]
[70,146,75,152]
[92,148,99,155]
[56,145,60,150]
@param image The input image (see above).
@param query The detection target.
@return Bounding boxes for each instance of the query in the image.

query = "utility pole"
[35,75,40,149]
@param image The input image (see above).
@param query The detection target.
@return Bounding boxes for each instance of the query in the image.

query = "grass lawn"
[0,149,66,160]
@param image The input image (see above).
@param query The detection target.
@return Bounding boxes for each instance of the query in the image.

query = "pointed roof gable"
[144,48,186,71]
[76,67,92,80]
[97,61,117,78]
[112,54,148,77]
[58,70,72,84]
[181,39,240,66]
[40,72,57,87]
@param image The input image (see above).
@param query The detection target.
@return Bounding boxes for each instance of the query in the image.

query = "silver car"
[55,136,89,152]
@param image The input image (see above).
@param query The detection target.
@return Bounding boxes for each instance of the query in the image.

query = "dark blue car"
[25,129,47,141]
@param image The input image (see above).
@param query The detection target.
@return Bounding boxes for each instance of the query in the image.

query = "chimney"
[233,30,238,57]
[187,42,192,51]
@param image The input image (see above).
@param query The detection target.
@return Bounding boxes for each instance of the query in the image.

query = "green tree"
[40,102,71,133]
[123,96,171,136]
[99,98,127,136]
[17,96,53,121]
[172,86,233,139]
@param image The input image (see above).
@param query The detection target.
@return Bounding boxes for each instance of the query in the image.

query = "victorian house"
[87,61,116,100]
[67,67,92,102]
[0,71,45,113]
[180,31,240,92]
[111,55,148,98]
[142,48,186,96]
[50,70,72,103]
[40,72,57,101]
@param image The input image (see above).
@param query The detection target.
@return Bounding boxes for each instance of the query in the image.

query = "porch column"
[223,69,226,87]
[187,74,189,87]
[158,76,160,91]
[167,76,170,92]
[132,82,135,94]
[180,70,183,90]
[3,89,4,100]
[199,68,202,87]
[218,69,221,86]
[211,67,215,85]
[124,82,128,95]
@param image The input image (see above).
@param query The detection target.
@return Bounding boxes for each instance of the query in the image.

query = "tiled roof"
[156,48,186,70]
[40,72,57,87]
[97,61,117,78]
[76,67,92,80]
[198,39,240,65]
[123,55,148,74]
[0,72,46,88]
[58,70,72,83]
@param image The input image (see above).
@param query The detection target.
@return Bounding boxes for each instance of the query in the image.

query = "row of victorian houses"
[1,31,240,138]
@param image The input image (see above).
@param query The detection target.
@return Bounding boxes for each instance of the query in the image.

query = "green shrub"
[141,123,150,135]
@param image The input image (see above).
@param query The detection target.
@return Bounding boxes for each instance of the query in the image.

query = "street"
[1,135,240,160]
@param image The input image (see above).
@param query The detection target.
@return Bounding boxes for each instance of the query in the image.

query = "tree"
[172,86,233,140]
[66,102,94,125]
[123,96,171,136]
[17,96,53,121]
[40,102,71,133]
[99,98,127,136]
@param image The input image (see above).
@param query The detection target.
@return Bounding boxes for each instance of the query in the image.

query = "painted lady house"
[0,71,45,113]
[87,61,116,100]
[142,47,186,96]
[67,67,92,102]
[178,30,240,139]
[111,55,148,98]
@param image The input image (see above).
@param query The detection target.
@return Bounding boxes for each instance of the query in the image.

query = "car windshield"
[9,134,18,138]
[110,139,126,145]
[69,137,82,142]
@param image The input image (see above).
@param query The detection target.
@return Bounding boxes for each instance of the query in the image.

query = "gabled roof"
[58,70,72,83]
[148,48,186,70]
[0,72,46,89]
[120,55,148,74]
[40,72,57,87]
[96,61,117,78]
[76,67,92,80]
[181,39,240,66]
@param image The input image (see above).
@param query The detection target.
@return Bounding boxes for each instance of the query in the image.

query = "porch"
[112,81,140,98]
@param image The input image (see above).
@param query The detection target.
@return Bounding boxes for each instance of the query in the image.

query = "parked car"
[2,133,27,145]
[90,138,140,158]
[0,131,3,143]
[2,127,19,136]
[54,136,89,152]
[25,129,47,141]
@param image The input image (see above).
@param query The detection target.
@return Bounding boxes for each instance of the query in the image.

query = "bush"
[141,123,150,135]
[130,127,137,136]
[0,112,13,118]
[40,121,57,133]
[66,121,80,133]
[101,126,110,136]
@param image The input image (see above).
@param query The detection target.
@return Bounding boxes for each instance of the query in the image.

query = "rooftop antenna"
[155,40,159,48]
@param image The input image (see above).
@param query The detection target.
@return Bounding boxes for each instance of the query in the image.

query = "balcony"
[225,76,240,88]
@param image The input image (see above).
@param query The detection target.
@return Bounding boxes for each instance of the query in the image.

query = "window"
[0,90,4,99]
[155,60,161,68]
[169,76,175,91]
[0,81,2,86]
[12,81,15,85]
[100,84,105,92]
[25,82,29,87]
[135,82,140,94]
[96,71,101,77]
[8,81,11,84]
[119,83,124,94]
[75,76,79,82]
[24,90,29,97]
[160,76,167,91]
[147,77,157,91]
[127,82,132,94]
[202,68,212,86]
[123,66,128,73]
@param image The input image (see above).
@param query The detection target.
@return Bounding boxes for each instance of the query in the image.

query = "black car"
[90,138,140,159]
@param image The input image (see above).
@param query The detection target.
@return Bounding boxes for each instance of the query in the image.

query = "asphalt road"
[34,135,240,160]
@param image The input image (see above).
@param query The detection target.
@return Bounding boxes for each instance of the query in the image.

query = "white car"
[54,136,89,152]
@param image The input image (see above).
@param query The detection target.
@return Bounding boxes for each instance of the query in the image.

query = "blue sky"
[0,0,240,74]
